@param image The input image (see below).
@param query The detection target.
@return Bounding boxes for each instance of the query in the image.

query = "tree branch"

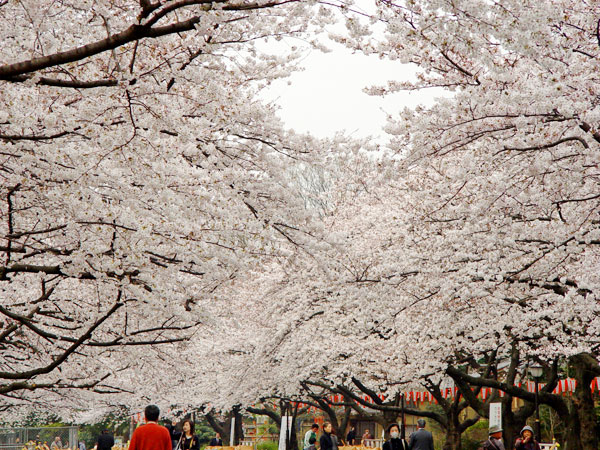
[0,0,295,79]
[5,75,119,88]
[0,298,123,381]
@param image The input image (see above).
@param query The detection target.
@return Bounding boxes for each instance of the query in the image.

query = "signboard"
[489,403,502,430]
[230,417,236,447]
[278,416,293,450]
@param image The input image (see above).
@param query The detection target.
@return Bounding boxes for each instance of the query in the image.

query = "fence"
[361,440,383,448]
[0,427,79,450]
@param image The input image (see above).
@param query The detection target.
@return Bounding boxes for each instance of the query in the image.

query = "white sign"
[278,416,293,450]
[489,403,502,429]
[230,417,236,447]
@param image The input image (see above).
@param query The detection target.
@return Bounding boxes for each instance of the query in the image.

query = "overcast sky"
[257,0,452,146]
[263,42,418,140]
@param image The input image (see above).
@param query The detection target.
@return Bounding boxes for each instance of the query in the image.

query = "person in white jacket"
[304,424,319,450]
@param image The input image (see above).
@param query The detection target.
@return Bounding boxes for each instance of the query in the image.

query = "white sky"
[259,0,447,141]
[263,42,423,140]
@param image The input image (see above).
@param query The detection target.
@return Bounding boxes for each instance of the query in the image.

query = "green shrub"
[461,420,488,450]
[256,441,278,450]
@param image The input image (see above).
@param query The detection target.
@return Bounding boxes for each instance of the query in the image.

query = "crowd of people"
[61,404,545,450]
[302,419,545,450]
[128,406,224,450]
[302,419,433,450]
[17,435,77,450]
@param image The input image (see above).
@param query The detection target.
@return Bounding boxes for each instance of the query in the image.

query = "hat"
[521,425,534,435]
[489,425,502,435]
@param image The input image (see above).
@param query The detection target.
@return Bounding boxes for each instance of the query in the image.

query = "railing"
[0,427,79,450]
[361,440,383,448]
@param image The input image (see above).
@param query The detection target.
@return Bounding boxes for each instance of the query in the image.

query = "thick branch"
[0,299,123,381]
[0,373,111,396]
[5,75,119,88]
[579,121,600,144]
[498,136,590,154]
[352,377,384,405]
[0,0,294,79]
[246,406,281,424]
[446,366,568,415]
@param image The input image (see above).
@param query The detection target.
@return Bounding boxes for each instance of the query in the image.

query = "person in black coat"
[96,430,114,450]
[408,420,433,450]
[319,423,337,450]
[383,424,408,450]
[165,420,182,450]
[178,420,199,450]
[208,433,223,447]
[346,427,356,446]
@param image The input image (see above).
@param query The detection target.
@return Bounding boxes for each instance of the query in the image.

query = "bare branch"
[0,131,71,142]
[0,298,123,381]
[5,75,118,88]
[496,136,589,155]
[7,224,67,239]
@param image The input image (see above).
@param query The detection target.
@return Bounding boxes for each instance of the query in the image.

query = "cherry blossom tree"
[321,0,600,447]
[5,3,600,450]
[206,1,600,447]
[0,0,346,416]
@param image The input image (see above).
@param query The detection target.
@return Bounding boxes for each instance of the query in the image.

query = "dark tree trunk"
[205,408,245,445]
[338,402,353,443]
[501,395,529,447]
[561,404,582,450]
[442,426,461,450]
[565,354,598,450]
[205,413,228,442]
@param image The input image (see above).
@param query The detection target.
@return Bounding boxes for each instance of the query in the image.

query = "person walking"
[479,425,505,450]
[408,419,434,450]
[304,424,319,450]
[129,405,172,450]
[346,427,356,446]
[320,423,337,450]
[513,426,540,450]
[383,424,408,450]
[97,430,114,450]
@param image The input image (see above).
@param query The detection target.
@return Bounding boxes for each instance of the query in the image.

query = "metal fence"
[0,427,79,450]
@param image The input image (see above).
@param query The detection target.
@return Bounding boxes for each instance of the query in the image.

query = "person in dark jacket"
[346,427,356,446]
[383,424,408,450]
[177,420,199,450]
[165,420,182,450]
[320,423,337,450]
[479,425,505,450]
[208,433,222,447]
[408,419,433,450]
[513,426,540,450]
[96,430,114,450]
